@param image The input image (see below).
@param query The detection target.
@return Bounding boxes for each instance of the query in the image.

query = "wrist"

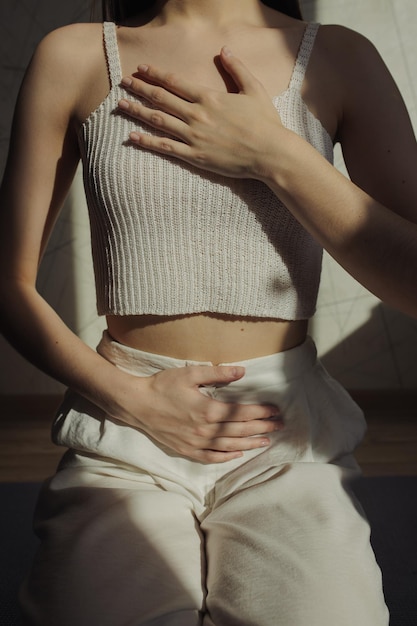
[254,126,304,188]
[102,368,153,430]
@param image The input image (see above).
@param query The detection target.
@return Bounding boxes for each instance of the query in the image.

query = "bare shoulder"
[36,22,103,57]
[24,23,109,124]
[314,24,390,93]
[32,22,104,86]
[309,23,403,130]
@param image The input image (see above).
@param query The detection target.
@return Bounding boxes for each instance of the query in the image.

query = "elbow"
[0,276,37,326]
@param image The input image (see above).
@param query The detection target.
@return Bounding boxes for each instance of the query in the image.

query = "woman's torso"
[71,10,342,362]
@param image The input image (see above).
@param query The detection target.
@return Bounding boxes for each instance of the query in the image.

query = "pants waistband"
[97,330,318,384]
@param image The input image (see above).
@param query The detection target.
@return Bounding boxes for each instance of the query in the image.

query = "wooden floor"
[1,393,416,482]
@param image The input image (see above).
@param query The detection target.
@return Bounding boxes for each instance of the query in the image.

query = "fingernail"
[118,99,130,110]
[121,77,132,87]
[137,64,149,73]
[130,132,141,142]
[222,46,232,57]
[260,439,270,447]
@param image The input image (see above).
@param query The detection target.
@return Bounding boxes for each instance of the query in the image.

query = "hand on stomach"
[105,313,307,462]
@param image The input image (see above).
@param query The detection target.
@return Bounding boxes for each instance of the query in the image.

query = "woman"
[1,0,416,623]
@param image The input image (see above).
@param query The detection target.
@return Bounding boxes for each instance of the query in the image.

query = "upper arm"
[0,25,91,287]
[330,26,417,223]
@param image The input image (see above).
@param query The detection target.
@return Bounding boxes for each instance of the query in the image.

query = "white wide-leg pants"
[20,333,389,625]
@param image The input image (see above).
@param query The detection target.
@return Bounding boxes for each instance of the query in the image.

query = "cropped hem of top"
[78,22,334,320]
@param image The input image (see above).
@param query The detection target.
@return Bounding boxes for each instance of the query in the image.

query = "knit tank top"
[78,22,333,319]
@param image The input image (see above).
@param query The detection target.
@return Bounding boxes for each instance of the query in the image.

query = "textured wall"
[1,1,416,394]
[301,0,417,389]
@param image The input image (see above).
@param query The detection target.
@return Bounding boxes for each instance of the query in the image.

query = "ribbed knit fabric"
[78,22,333,319]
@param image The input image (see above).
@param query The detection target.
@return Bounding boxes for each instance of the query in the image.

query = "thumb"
[188,364,246,387]
[220,46,263,95]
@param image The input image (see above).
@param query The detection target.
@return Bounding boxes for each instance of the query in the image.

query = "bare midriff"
[106,314,309,363]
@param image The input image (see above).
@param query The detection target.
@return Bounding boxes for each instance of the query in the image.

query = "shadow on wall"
[299,0,317,22]
[320,303,417,390]
[0,0,92,175]
[0,190,79,395]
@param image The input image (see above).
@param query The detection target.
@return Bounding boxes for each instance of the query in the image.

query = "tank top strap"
[288,22,320,92]
[103,21,122,88]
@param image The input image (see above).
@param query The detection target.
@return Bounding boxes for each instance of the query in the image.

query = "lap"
[20,455,205,626]
[202,462,389,626]
[21,454,388,626]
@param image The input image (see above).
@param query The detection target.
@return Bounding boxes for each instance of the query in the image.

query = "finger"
[135,64,204,103]
[121,75,192,121]
[127,129,197,163]
[186,364,246,386]
[220,47,264,95]
[183,367,281,421]
[208,435,272,452]
[211,401,281,423]
[118,98,190,142]
[214,417,283,438]
[185,415,281,445]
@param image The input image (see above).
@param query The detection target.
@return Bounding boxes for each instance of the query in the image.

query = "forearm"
[0,281,283,462]
[0,281,133,414]
[261,130,417,318]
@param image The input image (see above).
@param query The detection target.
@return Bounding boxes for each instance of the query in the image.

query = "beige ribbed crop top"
[78,22,333,319]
